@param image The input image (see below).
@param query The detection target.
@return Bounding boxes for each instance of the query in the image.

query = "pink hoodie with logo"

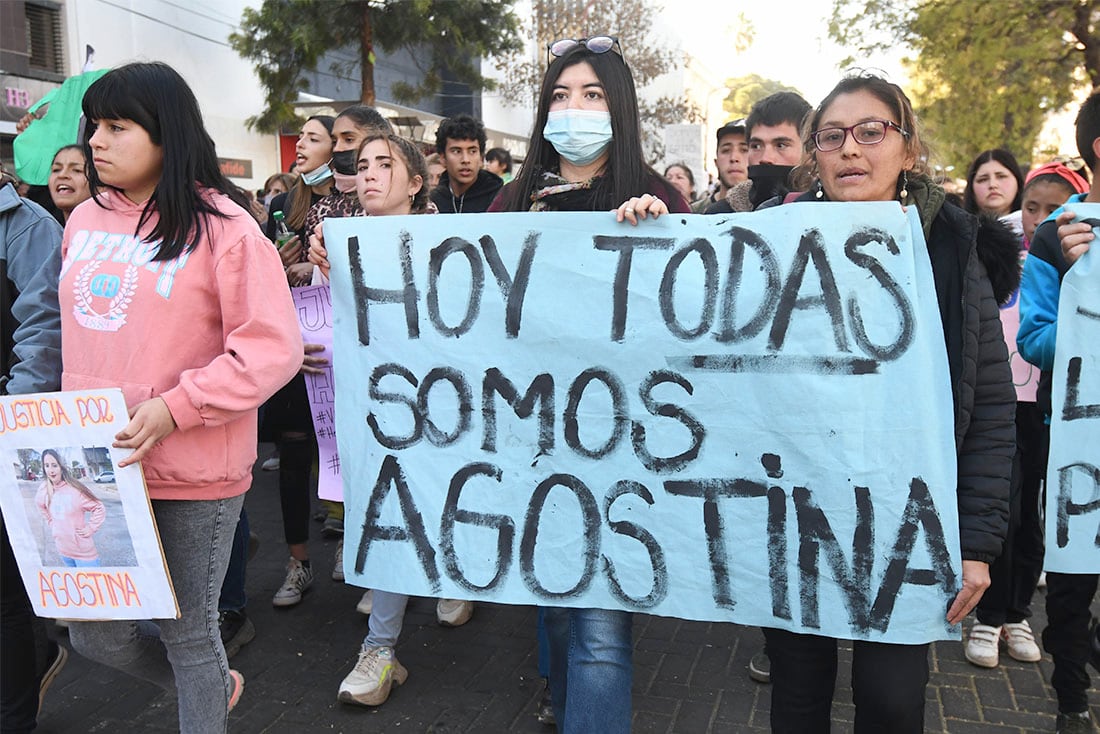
[59,189,303,500]
[35,480,106,560]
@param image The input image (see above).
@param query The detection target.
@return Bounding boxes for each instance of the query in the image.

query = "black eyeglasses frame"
[810,119,910,153]
[546,36,624,66]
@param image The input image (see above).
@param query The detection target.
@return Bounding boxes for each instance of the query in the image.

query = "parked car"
[94,470,115,483]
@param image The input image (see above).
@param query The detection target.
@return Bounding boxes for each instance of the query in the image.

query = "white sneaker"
[965,624,1001,668]
[436,598,474,627]
[261,456,279,471]
[1002,621,1042,662]
[332,543,344,582]
[337,645,408,706]
[356,590,373,616]
[272,557,313,607]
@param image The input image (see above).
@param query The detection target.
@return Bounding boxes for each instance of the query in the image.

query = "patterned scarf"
[528,170,613,212]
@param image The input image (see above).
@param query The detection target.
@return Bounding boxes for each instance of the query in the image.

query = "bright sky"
[659,0,909,106]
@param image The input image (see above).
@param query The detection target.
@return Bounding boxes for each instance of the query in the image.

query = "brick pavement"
[34,449,1099,733]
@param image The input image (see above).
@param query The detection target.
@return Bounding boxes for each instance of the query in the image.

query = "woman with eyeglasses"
[489,34,688,734]
[763,73,1018,733]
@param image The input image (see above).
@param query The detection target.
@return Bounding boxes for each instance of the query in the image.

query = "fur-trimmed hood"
[975,214,1022,305]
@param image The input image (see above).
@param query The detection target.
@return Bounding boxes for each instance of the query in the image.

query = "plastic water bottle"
[272,210,294,248]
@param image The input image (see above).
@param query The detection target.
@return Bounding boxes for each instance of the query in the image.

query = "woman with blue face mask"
[490,36,687,223]
[264,115,335,287]
[489,35,689,734]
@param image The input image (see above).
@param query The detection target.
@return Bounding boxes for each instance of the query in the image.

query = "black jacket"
[795,192,1017,563]
[430,170,503,214]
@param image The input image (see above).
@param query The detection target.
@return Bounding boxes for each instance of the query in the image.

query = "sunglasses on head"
[547,36,624,66]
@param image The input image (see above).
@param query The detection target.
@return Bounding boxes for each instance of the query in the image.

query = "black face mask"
[748,164,795,208]
[331,149,358,176]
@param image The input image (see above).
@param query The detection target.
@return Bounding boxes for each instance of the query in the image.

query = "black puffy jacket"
[794,190,1017,563]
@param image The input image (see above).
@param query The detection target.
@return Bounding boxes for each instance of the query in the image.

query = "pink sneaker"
[228,669,245,711]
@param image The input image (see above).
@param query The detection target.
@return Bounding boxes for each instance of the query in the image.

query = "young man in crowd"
[705,91,811,214]
[1019,90,1100,734]
[430,114,502,214]
[692,118,748,213]
[484,147,513,183]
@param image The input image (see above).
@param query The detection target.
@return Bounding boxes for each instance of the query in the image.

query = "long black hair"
[81,62,251,262]
[963,148,1024,215]
[286,114,335,230]
[499,41,674,211]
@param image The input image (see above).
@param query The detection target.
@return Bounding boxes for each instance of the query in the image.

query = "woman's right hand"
[308,223,331,279]
[278,235,302,268]
[1056,209,1093,265]
[300,343,329,375]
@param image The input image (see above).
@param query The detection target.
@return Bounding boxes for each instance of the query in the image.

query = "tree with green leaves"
[722,74,803,120]
[230,0,523,133]
[828,0,1100,172]
[493,0,699,164]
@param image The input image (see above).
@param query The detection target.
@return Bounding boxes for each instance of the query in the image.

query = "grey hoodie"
[0,182,63,394]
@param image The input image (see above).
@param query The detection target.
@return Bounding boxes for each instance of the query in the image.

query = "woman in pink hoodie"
[59,62,302,734]
[34,448,105,566]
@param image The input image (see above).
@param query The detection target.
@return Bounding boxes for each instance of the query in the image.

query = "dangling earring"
[899,170,909,201]
[815,180,824,199]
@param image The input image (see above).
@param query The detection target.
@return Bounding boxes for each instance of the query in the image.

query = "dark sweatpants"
[1044,572,1100,714]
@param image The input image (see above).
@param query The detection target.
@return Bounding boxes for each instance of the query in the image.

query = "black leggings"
[1044,572,1099,713]
[1,516,50,733]
[976,402,1047,626]
[764,627,929,733]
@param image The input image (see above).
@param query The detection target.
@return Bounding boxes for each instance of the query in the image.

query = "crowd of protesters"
[1,31,1098,734]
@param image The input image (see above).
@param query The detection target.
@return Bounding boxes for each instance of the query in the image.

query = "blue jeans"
[543,606,633,734]
[69,495,244,734]
[363,590,408,649]
[218,508,249,613]
[60,555,100,567]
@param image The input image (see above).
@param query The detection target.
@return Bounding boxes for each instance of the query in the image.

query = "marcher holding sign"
[310,132,440,708]
[57,63,302,734]
[1021,90,1100,733]
[487,36,689,734]
[763,73,1017,733]
[964,162,1089,672]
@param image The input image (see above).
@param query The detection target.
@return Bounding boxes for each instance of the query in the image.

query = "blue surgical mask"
[543,109,613,166]
[301,162,334,186]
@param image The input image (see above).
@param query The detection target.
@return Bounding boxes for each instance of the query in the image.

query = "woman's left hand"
[75,526,92,538]
[286,261,314,287]
[615,194,668,225]
[114,397,178,467]
[945,559,991,625]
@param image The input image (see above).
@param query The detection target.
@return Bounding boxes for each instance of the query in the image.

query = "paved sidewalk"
[35,449,1098,733]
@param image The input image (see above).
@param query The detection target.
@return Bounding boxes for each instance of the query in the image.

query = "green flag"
[13,69,108,185]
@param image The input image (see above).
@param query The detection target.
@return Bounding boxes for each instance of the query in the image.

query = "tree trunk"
[1072,1,1100,91]
[359,1,375,105]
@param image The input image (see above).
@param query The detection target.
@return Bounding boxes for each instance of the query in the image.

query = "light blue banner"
[1044,207,1100,573]
[325,204,960,643]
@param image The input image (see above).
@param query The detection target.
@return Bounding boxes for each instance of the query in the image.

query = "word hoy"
[348,226,916,363]
[0,395,114,434]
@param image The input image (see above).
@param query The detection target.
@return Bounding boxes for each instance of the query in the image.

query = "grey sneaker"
[436,598,474,627]
[337,645,408,707]
[272,557,313,607]
[1056,711,1092,734]
[332,543,344,582]
[749,650,770,683]
[322,517,344,538]
[219,609,256,658]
